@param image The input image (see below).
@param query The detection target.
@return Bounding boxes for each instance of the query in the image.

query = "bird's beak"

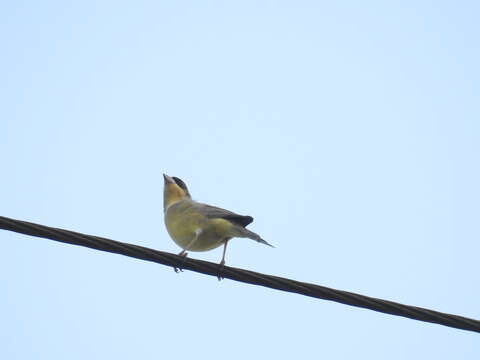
[163,173,175,184]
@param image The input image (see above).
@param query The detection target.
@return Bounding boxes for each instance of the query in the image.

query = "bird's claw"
[174,251,189,274]
[217,262,226,281]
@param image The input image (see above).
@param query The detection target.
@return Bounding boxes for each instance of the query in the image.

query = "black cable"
[1,215,478,333]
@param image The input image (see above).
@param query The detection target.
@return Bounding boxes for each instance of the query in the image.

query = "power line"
[1,215,478,334]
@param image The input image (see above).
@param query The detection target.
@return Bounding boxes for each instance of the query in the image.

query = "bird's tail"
[231,226,274,247]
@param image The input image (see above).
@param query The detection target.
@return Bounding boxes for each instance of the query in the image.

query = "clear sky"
[1,1,479,359]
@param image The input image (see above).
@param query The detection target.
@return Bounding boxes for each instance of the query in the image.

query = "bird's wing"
[192,202,254,227]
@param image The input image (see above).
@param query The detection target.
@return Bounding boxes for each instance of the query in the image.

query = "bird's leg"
[174,229,202,273]
[217,240,229,281]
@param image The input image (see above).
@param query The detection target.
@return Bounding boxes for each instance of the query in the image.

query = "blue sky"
[1,1,479,359]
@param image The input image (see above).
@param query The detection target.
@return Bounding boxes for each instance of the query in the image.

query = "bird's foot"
[174,251,189,273]
[217,260,226,281]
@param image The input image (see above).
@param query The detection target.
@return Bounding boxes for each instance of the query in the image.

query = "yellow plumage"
[163,174,272,273]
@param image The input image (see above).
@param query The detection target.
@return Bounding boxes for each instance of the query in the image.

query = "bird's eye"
[172,177,188,191]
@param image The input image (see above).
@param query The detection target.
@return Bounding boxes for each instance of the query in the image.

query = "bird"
[163,174,273,278]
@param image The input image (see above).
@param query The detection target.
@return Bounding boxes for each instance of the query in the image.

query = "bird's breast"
[164,204,226,251]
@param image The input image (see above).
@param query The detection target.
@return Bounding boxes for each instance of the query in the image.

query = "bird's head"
[163,174,191,210]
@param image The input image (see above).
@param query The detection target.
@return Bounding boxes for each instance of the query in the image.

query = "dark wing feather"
[192,202,254,227]
[221,214,254,227]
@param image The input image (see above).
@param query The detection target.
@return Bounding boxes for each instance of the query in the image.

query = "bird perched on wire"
[163,174,273,278]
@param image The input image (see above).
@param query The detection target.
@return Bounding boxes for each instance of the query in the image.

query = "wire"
[1,215,479,333]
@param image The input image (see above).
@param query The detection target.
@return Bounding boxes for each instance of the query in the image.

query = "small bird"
[163,174,273,277]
